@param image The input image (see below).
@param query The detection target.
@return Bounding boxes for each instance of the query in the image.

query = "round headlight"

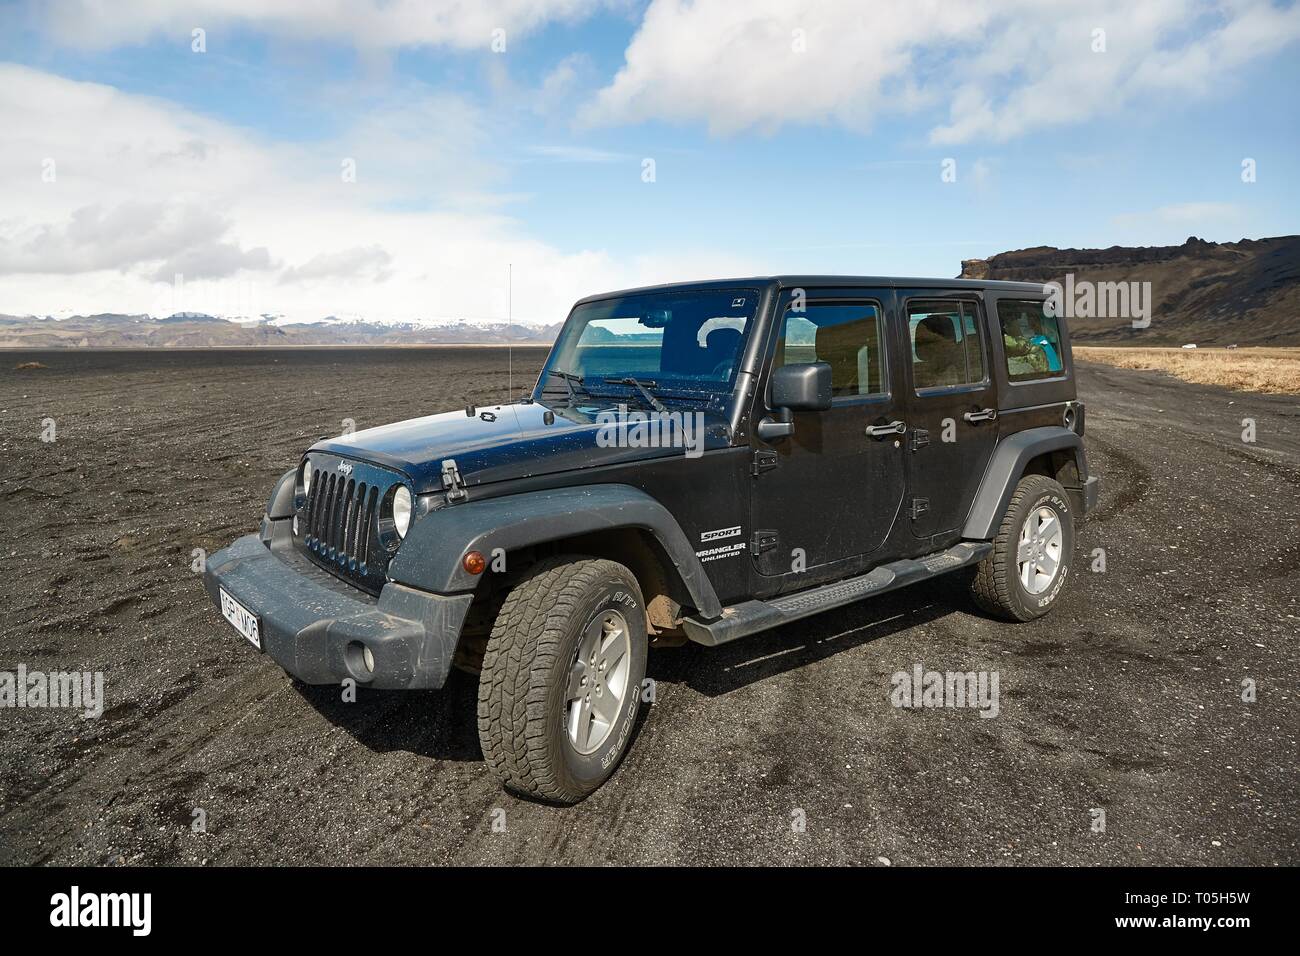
[392,486,413,538]
[301,459,313,496]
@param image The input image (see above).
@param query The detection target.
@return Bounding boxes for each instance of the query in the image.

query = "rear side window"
[998,300,1065,382]
[776,301,886,398]
[907,301,985,389]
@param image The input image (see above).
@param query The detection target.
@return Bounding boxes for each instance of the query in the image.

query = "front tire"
[477,555,648,803]
[970,474,1075,621]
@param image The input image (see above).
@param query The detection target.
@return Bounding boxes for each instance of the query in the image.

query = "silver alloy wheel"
[1017,505,1063,595]
[565,609,632,755]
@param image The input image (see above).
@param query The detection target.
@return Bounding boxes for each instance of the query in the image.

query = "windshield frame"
[534,286,762,412]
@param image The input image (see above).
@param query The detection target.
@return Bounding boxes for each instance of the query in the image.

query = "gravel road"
[1,348,1296,865]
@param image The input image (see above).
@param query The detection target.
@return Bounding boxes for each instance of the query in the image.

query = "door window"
[775,301,887,398]
[907,301,986,389]
[997,299,1065,382]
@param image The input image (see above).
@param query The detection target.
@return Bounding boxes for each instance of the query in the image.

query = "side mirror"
[771,362,832,411]
[756,362,832,441]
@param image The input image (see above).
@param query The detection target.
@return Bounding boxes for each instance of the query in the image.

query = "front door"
[749,288,907,580]
[900,293,999,540]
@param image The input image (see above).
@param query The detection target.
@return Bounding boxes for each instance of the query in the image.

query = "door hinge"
[751,529,779,555]
[441,458,467,502]
[910,497,930,520]
[910,427,930,451]
[750,449,779,476]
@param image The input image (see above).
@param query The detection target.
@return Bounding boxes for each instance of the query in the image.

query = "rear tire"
[477,555,648,803]
[970,474,1074,621]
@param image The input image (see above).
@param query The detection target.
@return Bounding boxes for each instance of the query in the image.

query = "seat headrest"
[915,314,957,344]
[705,327,742,353]
[913,313,965,385]
[814,320,867,392]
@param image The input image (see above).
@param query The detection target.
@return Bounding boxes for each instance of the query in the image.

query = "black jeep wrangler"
[204,277,1100,802]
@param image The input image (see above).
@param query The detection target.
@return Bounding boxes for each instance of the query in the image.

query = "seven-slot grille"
[298,456,402,593]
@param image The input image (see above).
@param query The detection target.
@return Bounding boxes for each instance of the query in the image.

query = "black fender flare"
[386,484,723,618]
[962,427,1086,540]
[266,469,296,519]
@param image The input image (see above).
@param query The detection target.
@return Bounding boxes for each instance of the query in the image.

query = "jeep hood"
[309,400,731,494]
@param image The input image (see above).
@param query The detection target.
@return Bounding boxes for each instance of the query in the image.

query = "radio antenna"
[507,262,513,402]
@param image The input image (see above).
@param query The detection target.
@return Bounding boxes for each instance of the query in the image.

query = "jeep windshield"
[539,288,758,407]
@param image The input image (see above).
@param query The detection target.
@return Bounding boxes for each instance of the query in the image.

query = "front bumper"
[202,533,473,689]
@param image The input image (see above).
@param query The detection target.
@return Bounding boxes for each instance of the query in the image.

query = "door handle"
[865,420,906,437]
[963,408,998,423]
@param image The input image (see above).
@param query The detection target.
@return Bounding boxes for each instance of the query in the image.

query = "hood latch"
[441,458,467,502]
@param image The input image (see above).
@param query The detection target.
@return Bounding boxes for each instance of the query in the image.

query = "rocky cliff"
[960,235,1300,345]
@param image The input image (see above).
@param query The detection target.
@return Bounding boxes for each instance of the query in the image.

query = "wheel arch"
[530,527,690,634]
[387,484,722,620]
[962,426,1086,540]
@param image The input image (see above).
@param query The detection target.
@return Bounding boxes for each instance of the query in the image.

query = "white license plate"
[219,588,262,651]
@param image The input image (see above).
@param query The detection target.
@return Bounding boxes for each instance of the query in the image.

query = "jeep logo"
[336,461,353,476]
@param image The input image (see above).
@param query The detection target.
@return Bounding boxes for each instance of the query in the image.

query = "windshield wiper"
[544,368,588,404]
[603,376,667,413]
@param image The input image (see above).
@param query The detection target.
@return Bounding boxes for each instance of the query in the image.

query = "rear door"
[900,292,999,540]
[749,287,906,580]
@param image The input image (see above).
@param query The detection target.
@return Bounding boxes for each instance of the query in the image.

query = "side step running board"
[681,541,992,647]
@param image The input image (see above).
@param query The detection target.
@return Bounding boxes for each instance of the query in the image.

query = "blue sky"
[1,1,1297,323]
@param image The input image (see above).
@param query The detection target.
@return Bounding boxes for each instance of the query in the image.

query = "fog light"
[292,515,299,535]
[463,550,486,575]
[347,641,375,677]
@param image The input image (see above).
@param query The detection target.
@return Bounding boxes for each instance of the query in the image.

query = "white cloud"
[581,0,1300,142]
[0,64,761,323]
[535,53,592,114]
[526,144,630,163]
[1112,202,1244,231]
[0,201,272,278]
[280,245,394,284]
[22,1,1299,149]
[31,0,607,51]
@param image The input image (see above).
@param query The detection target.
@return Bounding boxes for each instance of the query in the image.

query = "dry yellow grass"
[1075,346,1300,395]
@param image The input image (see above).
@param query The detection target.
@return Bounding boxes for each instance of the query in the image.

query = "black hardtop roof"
[574,275,1046,306]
